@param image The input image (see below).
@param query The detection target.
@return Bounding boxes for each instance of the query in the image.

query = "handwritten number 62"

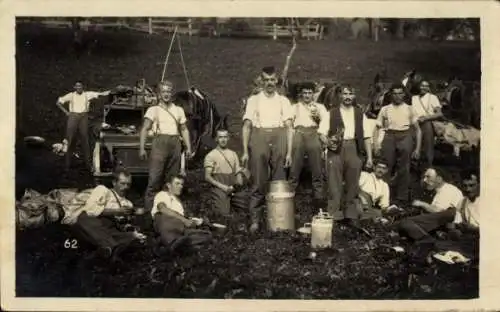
[63,239,78,249]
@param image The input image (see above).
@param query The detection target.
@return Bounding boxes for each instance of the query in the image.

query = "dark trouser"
[208,173,239,217]
[419,121,435,170]
[144,135,182,212]
[381,129,414,203]
[72,212,135,249]
[65,112,91,170]
[289,127,324,200]
[153,213,212,247]
[398,208,456,240]
[325,140,362,220]
[357,190,382,220]
[248,127,288,223]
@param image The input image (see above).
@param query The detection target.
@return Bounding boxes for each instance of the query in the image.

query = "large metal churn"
[266,180,296,231]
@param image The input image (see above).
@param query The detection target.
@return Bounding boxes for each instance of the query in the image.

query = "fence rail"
[17,17,324,40]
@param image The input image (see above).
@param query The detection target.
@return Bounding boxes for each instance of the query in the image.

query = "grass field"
[15,24,480,299]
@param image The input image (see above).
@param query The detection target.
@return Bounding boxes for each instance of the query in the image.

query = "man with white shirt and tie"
[241,66,294,233]
[318,85,374,226]
[289,82,329,209]
[57,81,110,172]
[411,80,443,169]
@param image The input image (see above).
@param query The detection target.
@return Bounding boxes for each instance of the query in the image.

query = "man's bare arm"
[179,124,192,153]
[157,202,193,227]
[140,118,153,151]
[205,166,231,191]
[242,119,252,154]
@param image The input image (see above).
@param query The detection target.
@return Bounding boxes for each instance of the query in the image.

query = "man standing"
[204,129,249,220]
[398,167,465,243]
[139,80,193,214]
[63,169,141,263]
[241,66,294,233]
[56,81,110,172]
[318,85,374,225]
[411,80,443,169]
[152,175,213,255]
[373,83,422,206]
[289,82,328,208]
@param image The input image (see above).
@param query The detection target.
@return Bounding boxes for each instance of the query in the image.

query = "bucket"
[303,211,334,249]
[266,180,295,232]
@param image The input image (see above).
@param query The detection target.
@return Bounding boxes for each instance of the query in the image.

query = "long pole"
[161,26,179,82]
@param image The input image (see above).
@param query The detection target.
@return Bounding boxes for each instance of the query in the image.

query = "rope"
[161,26,178,82]
[177,34,191,90]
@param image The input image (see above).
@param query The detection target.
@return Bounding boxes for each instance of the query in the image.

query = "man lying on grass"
[397,167,479,244]
[152,175,213,256]
[63,168,144,263]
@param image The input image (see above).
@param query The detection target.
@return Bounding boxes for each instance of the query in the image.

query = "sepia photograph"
[13,15,481,299]
[2,1,499,311]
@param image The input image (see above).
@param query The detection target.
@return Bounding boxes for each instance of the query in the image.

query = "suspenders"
[70,92,89,113]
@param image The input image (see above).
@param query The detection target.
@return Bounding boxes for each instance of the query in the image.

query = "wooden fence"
[17,17,324,40]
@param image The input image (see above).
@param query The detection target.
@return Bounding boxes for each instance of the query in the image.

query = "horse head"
[367,73,393,118]
[314,82,342,111]
[402,69,423,96]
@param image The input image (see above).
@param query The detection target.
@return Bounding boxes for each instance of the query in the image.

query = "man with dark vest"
[318,85,373,225]
[241,66,294,233]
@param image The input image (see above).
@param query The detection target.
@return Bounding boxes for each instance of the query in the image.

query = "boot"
[248,196,263,233]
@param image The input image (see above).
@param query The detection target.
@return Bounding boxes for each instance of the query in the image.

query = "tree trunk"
[395,19,405,39]
[371,18,381,42]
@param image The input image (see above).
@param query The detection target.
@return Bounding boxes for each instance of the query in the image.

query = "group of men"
[54,65,479,262]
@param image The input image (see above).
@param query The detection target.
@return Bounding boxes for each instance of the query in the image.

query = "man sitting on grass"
[152,175,213,255]
[449,169,480,234]
[397,167,465,244]
[204,129,250,222]
[63,168,143,263]
[357,159,391,219]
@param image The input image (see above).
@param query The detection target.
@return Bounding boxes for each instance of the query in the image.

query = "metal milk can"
[266,180,296,231]
[304,210,334,249]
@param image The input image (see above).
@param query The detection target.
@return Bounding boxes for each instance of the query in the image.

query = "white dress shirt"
[460,196,480,229]
[293,101,328,128]
[242,91,294,128]
[144,104,187,136]
[359,171,390,209]
[152,191,185,217]
[432,182,464,224]
[411,93,441,119]
[318,105,372,139]
[58,91,101,113]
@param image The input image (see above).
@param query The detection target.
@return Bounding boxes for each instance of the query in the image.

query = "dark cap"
[373,156,389,167]
[389,82,406,92]
[298,81,316,92]
[262,66,277,75]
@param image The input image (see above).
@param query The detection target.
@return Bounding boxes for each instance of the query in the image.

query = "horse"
[172,87,229,166]
[239,78,346,117]
[366,70,418,118]
[367,70,480,167]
